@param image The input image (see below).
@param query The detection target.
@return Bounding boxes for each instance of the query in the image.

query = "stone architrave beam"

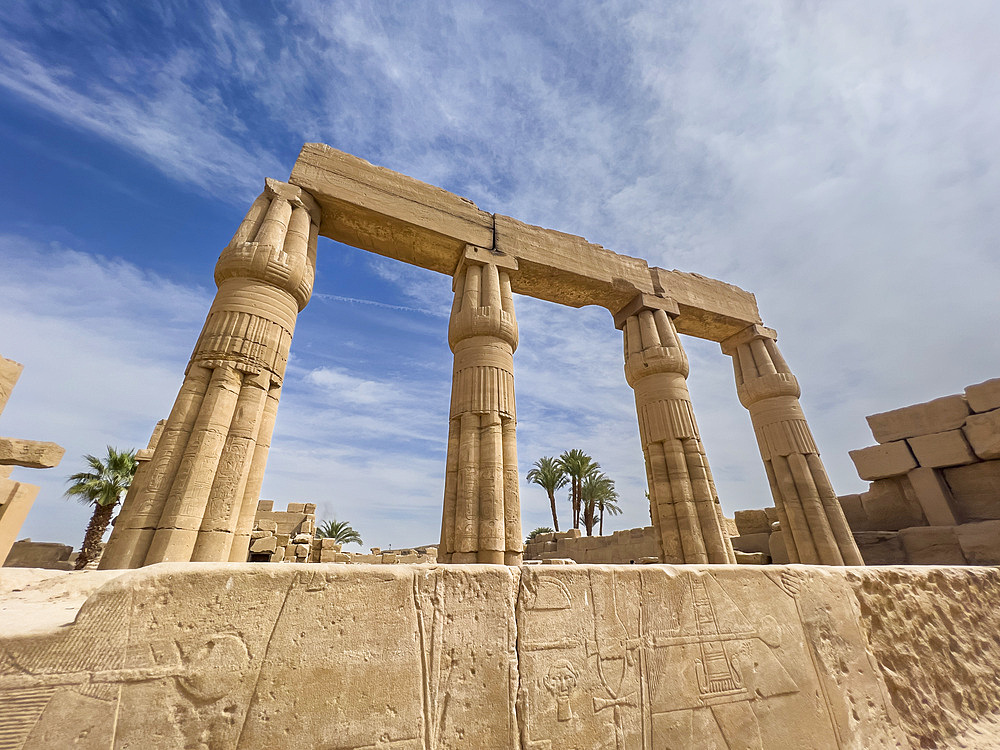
[289,143,762,341]
[0,355,66,564]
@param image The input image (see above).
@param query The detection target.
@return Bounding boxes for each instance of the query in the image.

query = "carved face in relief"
[544,659,579,701]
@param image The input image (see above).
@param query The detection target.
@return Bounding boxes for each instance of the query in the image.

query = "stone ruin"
[2,144,1000,749]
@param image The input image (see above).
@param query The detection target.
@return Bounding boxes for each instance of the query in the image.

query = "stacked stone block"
[840,379,1000,564]
[522,526,662,564]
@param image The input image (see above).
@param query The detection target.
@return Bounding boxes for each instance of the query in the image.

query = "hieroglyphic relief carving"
[516,565,904,749]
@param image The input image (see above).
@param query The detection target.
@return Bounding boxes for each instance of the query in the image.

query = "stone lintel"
[290,143,763,342]
[612,293,679,330]
[0,438,66,469]
[720,323,779,355]
[0,357,24,419]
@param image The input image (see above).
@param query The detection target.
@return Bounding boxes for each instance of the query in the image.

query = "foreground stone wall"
[2,563,998,748]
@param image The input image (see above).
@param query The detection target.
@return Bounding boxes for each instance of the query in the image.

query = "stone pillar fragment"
[721,325,863,565]
[101,179,320,568]
[614,294,735,564]
[439,246,522,565]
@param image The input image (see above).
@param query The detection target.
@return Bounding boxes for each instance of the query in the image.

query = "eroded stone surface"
[7,564,1000,748]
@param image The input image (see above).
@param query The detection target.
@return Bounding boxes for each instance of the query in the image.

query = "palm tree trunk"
[75,502,115,570]
[599,505,604,536]
[547,491,560,532]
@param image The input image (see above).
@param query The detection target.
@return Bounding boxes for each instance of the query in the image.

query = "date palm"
[315,518,363,547]
[526,526,554,543]
[580,472,618,536]
[65,446,137,570]
[526,456,567,532]
[557,449,599,530]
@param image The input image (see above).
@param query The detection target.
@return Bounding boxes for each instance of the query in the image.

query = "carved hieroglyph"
[439,246,522,565]
[721,325,863,565]
[13,564,1000,748]
[100,179,319,569]
[0,356,65,565]
[616,295,735,565]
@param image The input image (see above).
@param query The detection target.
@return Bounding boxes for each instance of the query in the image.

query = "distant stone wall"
[2,539,74,570]
[523,526,660,564]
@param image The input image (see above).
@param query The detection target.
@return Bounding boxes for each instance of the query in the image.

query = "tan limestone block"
[860,477,926,530]
[906,467,960,526]
[0,478,40,564]
[286,502,306,513]
[942,461,1000,522]
[733,550,769,564]
[257,499,274,512]
[734,509,771,535]
[768,529,790,564]
[303,503,316,514]
[852,531,907,564]
[955,521,1000,564]
[907,429,977,468]
[849,441,917,481]
[249,536,277,553]
[898,526,967,564]
[0,356,24,418]
[258,519,277,533]
[731,532,771,554]
[0,438,65,469]
[867,394,971,443]
[838,494,870,531]
[963,408,1000,460]
[966,378,1000,413]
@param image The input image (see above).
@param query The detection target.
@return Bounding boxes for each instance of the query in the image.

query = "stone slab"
[0,479,40,565]
[942,461,1000,522]
[768,529,790,564]
[0,438,65,469]
[955,521,1000,565]
[734,509,771,535]
[966,378,1000,413]
[898,526,967,564]
[838,494,870,531]
[906,467,960,526]
[731,531,771,554]
[867,394,971,443]
[907,429,977,468]
[0,356,23,418]
[849,440,917,481]
[852,531,907,565]
[963,408,1000,460]
[8,564,1000,747]
[860,477,927,531]
[3,540,73,570]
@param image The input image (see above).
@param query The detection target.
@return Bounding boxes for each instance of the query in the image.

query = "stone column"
[439,246,522,565]
[721,324,863,565]
[614,294,735,564]
[100,179,319,568]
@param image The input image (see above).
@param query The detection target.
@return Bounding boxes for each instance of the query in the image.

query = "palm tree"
[65,446,137,570]
[557,449,600,530]
[526,457,567,532]
[525,526,554,543]
[580,472,619,536]
[315,518,363,546]
[596,489,622,536]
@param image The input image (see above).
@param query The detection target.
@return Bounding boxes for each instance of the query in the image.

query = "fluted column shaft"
[721,325,863,566]
[101,179,320,568]
[439,246,522,565]
[615,294,735,564]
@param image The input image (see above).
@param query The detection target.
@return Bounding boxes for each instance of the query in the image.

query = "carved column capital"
[615,294,689,385]
[448,245,519,351]
[721,324,800,407]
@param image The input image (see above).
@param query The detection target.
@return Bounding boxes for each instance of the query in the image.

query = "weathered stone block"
[853,531,907,565]
[867,394,971,443]
[250,530,268,540]
[955,521,1000,565]
[303,503,317,514]
[0,438,66,469]
[943,461,1000,522]
[907,429,977,468]
[257,499,274,512]
[733,550,769,564]
[838,494,870,531]
[320,538,341,550]
[899,526,967,564]
[0,479,40,565]
[850,441,917,481]
[734,509,771,535]
[294,544,309,557]
[906,467,960,526]
[258,519,278,533]
[963,408,1000,460]
[966,378,1000,413]
[249,536,277,553]
[0,356,23,417]
[764,506,779,524]
[860,477,926,530]
[731,532,771,554]
[286,502,306,513]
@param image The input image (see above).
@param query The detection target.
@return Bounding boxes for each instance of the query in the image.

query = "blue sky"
[2,0,999,551]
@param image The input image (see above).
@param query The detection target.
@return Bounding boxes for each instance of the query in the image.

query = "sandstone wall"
[523,526,661,564]
[2,539,74,570]
[3,563,998,748]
